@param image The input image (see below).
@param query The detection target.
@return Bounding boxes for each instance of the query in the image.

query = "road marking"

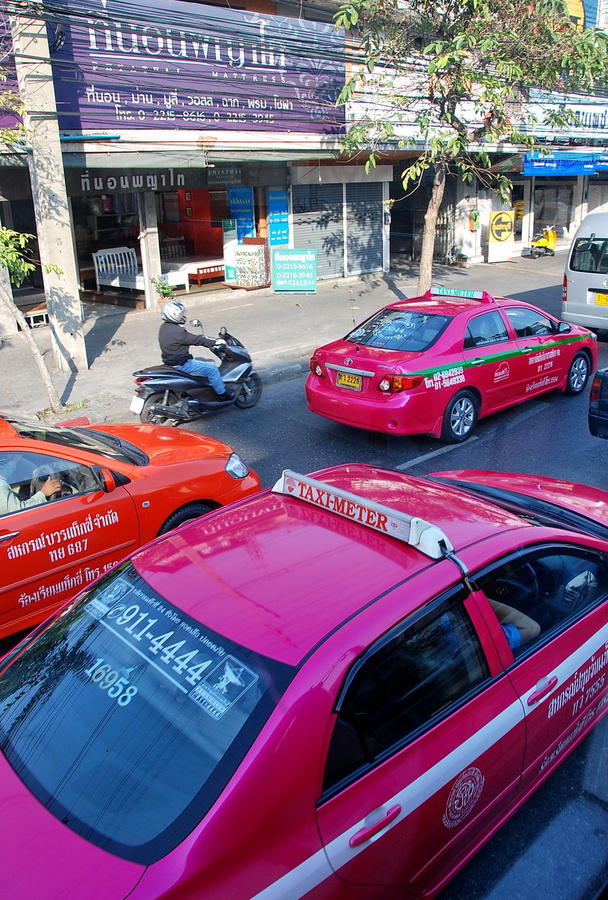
[396,436,479,470]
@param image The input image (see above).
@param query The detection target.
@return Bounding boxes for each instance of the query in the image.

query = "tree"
[335,0,608,292]
[0,227,64,414]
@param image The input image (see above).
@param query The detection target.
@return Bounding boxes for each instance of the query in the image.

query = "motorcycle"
[130,323,262,425]
[529,225,557,258]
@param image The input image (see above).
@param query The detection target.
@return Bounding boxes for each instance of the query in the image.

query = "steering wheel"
[490,562,540,608]
[29,469,76,501]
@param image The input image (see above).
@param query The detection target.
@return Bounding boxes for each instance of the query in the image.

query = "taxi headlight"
[225,453,249,479]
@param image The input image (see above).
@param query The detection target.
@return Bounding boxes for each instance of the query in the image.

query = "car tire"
[140,391,179,424]
[565,352,590,395]
[158,502,215,535]
[233,374,263,409]
[441,390,479,443]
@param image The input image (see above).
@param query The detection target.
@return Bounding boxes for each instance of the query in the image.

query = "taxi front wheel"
[441,390,479,443]
[565,353,590,395]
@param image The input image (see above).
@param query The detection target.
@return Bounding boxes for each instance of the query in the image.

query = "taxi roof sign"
[429,286,494,303]
[272,470,454,559]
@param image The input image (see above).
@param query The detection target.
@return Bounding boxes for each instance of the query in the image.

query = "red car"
[306,287,598,441]
[0,415,260,638]
[0,464,606,899]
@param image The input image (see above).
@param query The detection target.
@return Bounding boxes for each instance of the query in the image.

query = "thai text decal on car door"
[0,450,139,635]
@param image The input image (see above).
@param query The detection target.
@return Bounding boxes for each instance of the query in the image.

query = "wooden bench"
[92,247,190,293]
[162,256,225,287]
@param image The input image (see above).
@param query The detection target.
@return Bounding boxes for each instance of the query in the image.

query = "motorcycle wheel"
[233,374,262,409]
[530,248,540,259]
[140,391,180,424]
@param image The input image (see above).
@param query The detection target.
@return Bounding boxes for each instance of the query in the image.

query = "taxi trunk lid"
[314,341,423,397]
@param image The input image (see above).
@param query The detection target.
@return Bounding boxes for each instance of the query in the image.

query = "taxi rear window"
[346,309,451,351]
[0,563,293,865]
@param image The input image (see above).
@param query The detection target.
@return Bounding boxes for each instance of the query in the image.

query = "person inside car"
[158,300,233,401]
[489,598,541,651]
[0,453,61,516]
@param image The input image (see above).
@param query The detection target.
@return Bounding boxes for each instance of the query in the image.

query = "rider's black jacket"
[159,322,216,367]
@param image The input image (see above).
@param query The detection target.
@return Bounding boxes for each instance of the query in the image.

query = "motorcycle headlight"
[225,453,250,479]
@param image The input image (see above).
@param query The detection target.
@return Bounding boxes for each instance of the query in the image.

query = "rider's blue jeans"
[176,358,226,394]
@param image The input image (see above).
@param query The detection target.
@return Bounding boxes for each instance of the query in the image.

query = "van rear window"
[570,237,608,274]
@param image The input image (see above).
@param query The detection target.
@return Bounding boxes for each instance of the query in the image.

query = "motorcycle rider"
[158,300,233,401]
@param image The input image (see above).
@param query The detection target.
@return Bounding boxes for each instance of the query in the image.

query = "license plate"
[336,371,362,391]
[595,292,608,306]
[130,395,145,414]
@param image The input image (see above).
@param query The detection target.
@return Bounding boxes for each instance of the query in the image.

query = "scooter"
[530,225,557,258]
[130,323,262,425]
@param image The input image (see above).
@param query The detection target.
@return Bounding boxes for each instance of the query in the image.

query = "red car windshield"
[0,562,293,864]
[345,308,452,351]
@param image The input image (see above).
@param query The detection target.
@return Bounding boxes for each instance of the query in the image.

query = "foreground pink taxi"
[0,464,607,899]
[306,287,598,441]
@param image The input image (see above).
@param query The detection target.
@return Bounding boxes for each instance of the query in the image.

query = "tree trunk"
[417,167,447,295]
[0,290,64,415]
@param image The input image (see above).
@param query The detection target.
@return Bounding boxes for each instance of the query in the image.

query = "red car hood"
[432,470,608,528]
[88,422,232,467]
[0,754,143,899]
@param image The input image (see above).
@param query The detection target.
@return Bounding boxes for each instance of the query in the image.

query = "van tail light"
[589,373,603,409]
[309,356,325,377]
[378,374,424,393]
[562,274,568,304]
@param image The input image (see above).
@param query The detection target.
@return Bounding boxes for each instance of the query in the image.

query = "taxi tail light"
[309,356,325,377]
[378,374,424,393]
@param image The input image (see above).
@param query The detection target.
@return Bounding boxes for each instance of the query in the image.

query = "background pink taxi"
[0,464,606,899]
[306,287,598,442]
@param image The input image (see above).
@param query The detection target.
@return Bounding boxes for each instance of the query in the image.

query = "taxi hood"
[89,422,233,466]
[0,753,144,899]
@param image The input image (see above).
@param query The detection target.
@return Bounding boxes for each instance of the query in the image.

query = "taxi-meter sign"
[489,210,515,242]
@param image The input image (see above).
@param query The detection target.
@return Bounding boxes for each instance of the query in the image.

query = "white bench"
[92,247,190,293]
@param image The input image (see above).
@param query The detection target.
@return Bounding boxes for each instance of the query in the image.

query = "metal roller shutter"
[292,184,344,279]
[346,182,383,276]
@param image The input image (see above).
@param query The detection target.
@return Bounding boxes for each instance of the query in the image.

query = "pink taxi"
[0,464,607,899]
[306,287,598,441]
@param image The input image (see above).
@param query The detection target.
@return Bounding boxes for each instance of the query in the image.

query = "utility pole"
[11,15,88,371]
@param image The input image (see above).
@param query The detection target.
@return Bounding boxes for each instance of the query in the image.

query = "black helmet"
[161,300,186,324]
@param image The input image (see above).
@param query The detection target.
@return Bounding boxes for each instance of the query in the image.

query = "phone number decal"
[86,581,258,719]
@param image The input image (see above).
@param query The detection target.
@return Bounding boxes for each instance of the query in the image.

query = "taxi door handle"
[0,531,20,542]
[527,675,558,706]
[349,804,402,847]
[521,346,536,354]
[470,358,484,366]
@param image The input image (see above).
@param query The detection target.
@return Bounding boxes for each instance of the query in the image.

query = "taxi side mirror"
[558,322,572,334]
[95,467,116,493]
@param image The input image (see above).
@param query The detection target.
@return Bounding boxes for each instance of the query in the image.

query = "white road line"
[396,436,479,470]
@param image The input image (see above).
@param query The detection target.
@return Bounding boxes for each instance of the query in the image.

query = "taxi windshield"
[6,417,147,466]
[346,308,451,351]
[0,562,293,865]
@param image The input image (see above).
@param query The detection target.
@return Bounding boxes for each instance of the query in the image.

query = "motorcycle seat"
[134,365,213,383]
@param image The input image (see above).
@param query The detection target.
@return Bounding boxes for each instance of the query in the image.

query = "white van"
[562,211,608,330]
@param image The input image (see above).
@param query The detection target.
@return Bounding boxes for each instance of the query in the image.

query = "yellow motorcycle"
[530,225,557,258]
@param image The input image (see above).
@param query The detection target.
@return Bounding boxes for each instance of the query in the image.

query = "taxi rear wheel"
[441,390,479,443]
[565,352,590,395]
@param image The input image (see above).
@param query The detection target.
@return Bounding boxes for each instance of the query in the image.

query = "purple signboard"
[43,0,345,134]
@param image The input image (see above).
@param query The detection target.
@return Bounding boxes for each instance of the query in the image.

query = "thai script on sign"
[424,367,466,390]
[18,560,119,607]
[547,644,608,718]
[7,510,119,560]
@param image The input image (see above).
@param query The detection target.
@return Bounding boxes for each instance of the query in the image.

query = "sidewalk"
[0,252,567,424]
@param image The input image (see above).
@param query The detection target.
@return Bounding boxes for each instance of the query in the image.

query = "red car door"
[462,310,521,410]
[474,542,608,798]
[503,306,567,398]
[316,584,525,897]
[0,449,139,636]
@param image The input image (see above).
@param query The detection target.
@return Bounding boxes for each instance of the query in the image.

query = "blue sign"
[228,187,255,242]
[523,153,608,176]
[268,189,290,246]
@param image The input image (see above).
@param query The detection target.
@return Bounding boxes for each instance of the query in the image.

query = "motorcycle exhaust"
[147,403,188,421]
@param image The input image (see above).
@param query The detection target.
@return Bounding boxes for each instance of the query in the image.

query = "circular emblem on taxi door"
[442,766,485,828]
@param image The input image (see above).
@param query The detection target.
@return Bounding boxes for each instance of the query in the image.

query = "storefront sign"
[223,219,239,285]
[207,167,243,187]
[228,187,256,242]
[44,0,345,135]
[523,152,608,176]
[268,189,290,246]
[272,249,317,293]
[488,211,515,263]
